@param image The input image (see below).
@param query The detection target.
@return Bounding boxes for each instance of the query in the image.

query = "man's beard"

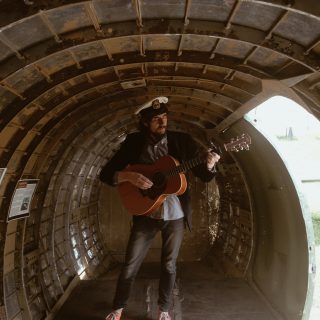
[149,126,167,142]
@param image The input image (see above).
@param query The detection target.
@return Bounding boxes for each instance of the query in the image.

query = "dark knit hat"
[135,97,168,121]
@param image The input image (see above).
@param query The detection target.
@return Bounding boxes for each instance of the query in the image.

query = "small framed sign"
[8,179,39,221]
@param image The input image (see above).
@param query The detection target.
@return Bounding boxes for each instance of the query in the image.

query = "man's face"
[147,113,168,136]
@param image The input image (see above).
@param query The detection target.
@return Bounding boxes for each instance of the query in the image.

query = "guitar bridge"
[140,172,167,199]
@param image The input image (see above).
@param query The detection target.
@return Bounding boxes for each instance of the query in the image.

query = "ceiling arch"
[0,1,319,318]
[0,0,319,222]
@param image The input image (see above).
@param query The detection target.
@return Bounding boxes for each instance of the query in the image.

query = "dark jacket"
[99,130,216,230]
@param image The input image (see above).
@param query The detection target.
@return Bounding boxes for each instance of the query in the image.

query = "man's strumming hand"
[117,171,153,189]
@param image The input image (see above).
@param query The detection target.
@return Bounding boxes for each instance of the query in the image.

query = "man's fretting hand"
[117,171,153,189]
[207,150,221,171]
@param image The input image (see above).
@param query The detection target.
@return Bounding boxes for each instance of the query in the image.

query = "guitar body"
[118,155,187,215]
[116,133,251,216]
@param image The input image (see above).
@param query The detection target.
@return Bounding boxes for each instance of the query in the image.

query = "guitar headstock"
[224,133,251,152]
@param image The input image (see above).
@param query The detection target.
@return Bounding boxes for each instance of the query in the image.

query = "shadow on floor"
[54,261,275,320]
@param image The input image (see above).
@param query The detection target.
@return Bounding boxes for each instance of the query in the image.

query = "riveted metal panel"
[212,92,240,110]
[221,84,254,103]
[45,3,92,34]
[5,291,20,319]
[35,50,76,75]
[55,228,65,245]
[230,72,261,94]
[71,41,107,62]
[215,38,254,60]
[104,36,141,55]
[35,86,63,106]
[93,0,136,24]
[189,0,235,22]
[55,214,64,231]
[0,87,16,113]
[3,271,16,301]
[247,46,290,70]
[3,252,15,272]
[4,65,43,94]
[117,65,144,79]
[140,0,185,19]
[24,216,37,250]
[0,126,18,149]
[20,102,41,120]
[28,296,46,319]
[181,35,218,52]
[1,15,52,51]
[144,34,180,51]
[274,11,320,47]
[232,1,283,32]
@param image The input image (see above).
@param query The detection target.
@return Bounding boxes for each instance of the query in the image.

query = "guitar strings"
[164,157,204,177]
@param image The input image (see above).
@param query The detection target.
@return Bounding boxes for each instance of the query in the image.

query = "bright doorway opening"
[246,95,320,320]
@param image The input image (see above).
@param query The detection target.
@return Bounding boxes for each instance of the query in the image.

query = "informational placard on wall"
[0,168,7,186]
[8,179,38,221]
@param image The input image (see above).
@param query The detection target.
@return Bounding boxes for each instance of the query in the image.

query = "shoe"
[105,309,122,320]
[158,311,171,320]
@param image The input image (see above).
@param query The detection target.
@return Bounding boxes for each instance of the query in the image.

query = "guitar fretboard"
[164,157,204,177]
[161,133,251,178]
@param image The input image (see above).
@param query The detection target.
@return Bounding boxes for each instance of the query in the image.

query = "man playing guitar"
[100,97,220,320]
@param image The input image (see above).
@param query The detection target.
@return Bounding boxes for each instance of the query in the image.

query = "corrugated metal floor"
[54,261,276,320]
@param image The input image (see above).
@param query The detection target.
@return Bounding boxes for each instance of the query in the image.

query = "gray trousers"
[113,216,185,312]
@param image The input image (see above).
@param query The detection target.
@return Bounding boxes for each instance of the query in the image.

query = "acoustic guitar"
[118,134,251,215]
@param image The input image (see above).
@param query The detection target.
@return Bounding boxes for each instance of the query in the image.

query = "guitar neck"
[163,133,251,178]
[165,157,205,177]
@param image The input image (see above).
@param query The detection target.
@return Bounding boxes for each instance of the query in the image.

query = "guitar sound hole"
[141,172,166,199]
[152,172,166,187]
